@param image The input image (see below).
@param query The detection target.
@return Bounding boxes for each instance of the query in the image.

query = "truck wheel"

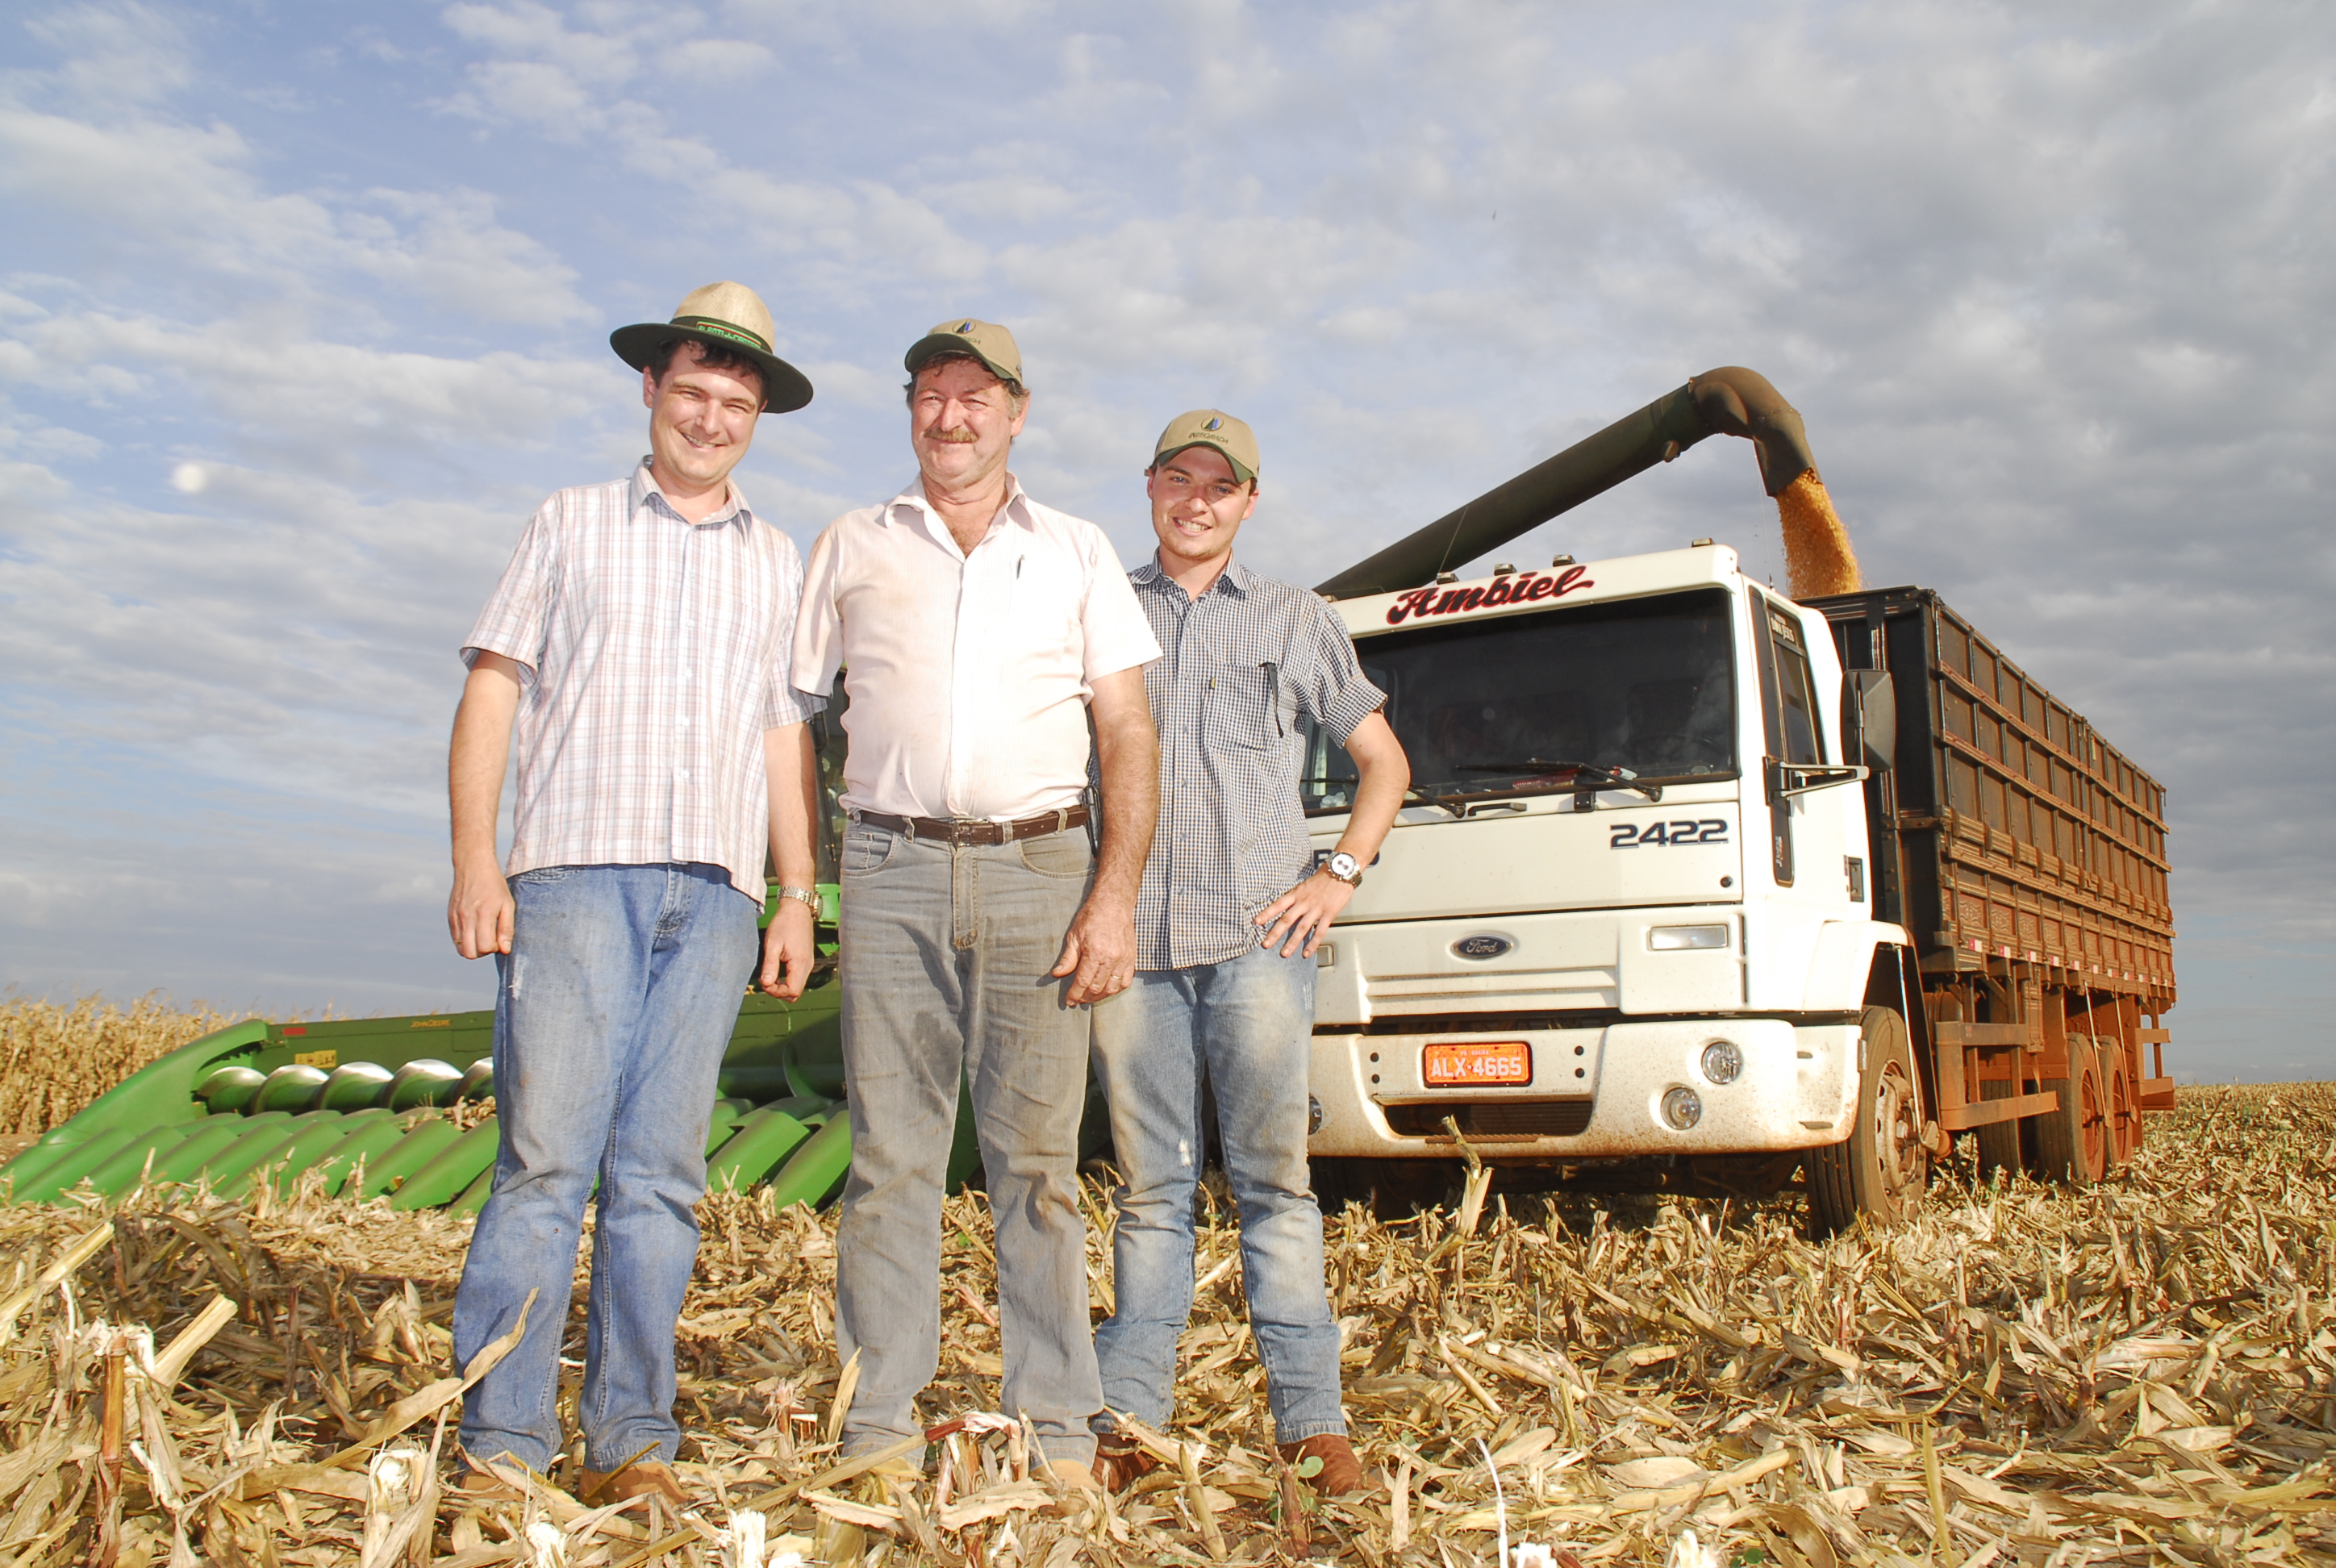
[1974,1080,2023,1184]
[2033,1036,2107,1185]
[1806,1007,1928,1237]
[2106,1056,2139,1170]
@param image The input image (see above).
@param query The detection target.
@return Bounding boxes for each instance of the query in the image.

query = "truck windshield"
[1301,587,1737,814]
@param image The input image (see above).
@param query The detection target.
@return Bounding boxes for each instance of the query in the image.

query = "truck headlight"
[1661,1086,1704,1130]
[1700,1040,1743,1085]
[1649,924,1729,950]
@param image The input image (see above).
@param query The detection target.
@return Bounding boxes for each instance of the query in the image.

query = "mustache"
[924,427,979,444]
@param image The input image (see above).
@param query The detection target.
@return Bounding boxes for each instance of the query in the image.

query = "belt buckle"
[948,818,987,846]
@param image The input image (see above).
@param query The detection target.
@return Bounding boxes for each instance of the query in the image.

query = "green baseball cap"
[1152,409,1259,485]
[903,317,1024,388]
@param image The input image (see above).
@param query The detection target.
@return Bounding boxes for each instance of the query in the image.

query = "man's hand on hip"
[1256,869,1356,959]
[448,854,515,959]
[1053,896,1137,1005]
[759,899,819,1001]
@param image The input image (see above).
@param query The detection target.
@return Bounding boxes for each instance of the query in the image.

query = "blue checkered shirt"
[1124,557,1387,970]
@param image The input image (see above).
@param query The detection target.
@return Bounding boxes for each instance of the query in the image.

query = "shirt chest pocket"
[1003,557,1082,661]
[1201,661,1287,752]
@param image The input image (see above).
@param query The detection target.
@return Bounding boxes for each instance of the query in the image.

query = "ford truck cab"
[1301,542,1923,1225]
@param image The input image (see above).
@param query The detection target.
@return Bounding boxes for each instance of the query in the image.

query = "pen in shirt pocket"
[1262,660,1282,735]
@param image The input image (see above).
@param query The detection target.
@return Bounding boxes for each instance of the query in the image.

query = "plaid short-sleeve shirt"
[1127,557,1387,970]
[461,461,823,904]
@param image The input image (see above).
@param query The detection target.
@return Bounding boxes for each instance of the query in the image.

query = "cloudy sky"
[2,1,2328,1081]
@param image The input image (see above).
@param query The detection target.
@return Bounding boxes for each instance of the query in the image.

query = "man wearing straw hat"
[1088,411,1409,1496]
[791,318,1160,1491]
[445,283,825,1507]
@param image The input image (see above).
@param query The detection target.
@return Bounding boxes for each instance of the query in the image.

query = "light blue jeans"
[832,823,1103,1467]
[452,863,757,1474]
[1089,941,1346,1445]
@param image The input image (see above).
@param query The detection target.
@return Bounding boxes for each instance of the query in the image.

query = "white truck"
[1298,371,2176,1233]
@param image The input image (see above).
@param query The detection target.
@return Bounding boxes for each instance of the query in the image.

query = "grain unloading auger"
[1314,365,1858,602]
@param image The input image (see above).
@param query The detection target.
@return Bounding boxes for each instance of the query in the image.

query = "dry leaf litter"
[0,1076,2329,1568]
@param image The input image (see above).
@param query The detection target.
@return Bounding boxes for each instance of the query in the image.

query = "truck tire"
[2106,1054,2139,1170]
[2034,1036,2107,1185]
[1974,1079,2023,1183]
[1806,1006,1928,1237]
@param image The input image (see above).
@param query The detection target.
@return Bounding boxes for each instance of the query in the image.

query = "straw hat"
[609,282,814,413]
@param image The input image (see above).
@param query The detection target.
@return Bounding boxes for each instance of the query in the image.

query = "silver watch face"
[1328,852,1361,881]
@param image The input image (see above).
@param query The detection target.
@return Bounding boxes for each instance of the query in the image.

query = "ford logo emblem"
[1453,934,1512,960]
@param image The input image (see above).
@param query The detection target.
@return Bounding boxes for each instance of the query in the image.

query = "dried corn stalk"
[0,1083,2324,1566]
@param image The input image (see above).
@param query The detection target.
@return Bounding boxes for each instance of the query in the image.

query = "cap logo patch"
[1203,416,1223,431]
[956,320,974,332]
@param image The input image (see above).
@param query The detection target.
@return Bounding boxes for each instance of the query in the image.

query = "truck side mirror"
[1842,670,1895,772]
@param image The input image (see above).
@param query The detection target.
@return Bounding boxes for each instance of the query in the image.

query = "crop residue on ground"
[0,999,2328,1565]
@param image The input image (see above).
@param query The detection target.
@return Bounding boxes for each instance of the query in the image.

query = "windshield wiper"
[1455,760,1664,803]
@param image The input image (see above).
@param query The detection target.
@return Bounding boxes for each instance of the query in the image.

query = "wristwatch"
[1324,851,1364,887]
[776,884,820,915]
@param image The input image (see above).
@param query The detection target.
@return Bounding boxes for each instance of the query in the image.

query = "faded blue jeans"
[832,821,1103,1468]
[1089,941,1346,1445]
[452,863,757,1474]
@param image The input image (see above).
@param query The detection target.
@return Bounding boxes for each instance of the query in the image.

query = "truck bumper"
[1307,1016,1859,1161]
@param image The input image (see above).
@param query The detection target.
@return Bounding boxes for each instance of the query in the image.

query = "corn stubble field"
[0,999,2330,1568]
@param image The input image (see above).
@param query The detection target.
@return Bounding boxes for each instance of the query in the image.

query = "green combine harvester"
[3,702,1006,1212]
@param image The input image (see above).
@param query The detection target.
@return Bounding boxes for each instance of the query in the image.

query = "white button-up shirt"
[461,461,821,903]
[790,476,1159,820]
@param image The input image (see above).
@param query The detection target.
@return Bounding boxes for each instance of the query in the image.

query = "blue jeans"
[452,863,757,1474]
[832,822,1103,1467]
[1089,941,1346,1445]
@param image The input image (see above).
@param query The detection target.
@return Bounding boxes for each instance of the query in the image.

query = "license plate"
[1421,1040,1533,1086]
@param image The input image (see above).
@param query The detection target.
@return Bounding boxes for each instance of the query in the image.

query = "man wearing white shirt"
[791,319,1159,1487]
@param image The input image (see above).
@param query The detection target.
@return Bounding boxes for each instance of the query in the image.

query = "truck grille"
[1381,1099,1596,1140]
[1366,968,1618,1012]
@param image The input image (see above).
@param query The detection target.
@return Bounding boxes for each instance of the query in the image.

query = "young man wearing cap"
[1088,411,1410,1495]
[791,319,1160,1490]
[444,282,824,1506]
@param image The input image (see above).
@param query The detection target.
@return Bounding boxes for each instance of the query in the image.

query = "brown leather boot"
[1091,1432,1162,1491]
[1277,1433,1369,1495]
[576,1460,690,1509]
[448,1449,528,1503]
[1043,1458,1104,1516]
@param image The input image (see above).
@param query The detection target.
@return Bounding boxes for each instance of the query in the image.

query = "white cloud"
[0,56,589,327]
[656,36,775,81]
[15,310,606,461]
[20,2,194,104]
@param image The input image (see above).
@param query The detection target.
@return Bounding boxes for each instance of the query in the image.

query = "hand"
[1254,869,1355,959]
[1051,897,1138,1005]
[448,855,515,959]
[758,899,818,1001]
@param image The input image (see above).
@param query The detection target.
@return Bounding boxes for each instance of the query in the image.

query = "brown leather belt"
[852,805,1091,846]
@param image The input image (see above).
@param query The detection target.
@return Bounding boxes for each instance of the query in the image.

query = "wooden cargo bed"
[1808,587,2176,1175]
